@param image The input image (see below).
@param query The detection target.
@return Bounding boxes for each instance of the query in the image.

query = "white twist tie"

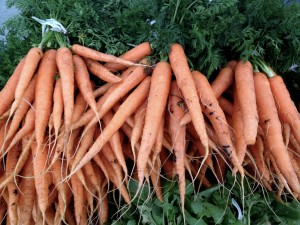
[31,16,67,37]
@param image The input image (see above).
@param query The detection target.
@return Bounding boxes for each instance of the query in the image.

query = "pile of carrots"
[0,41,299,225]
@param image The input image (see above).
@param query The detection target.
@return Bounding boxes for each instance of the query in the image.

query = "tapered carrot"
[56,47,74,136]
[98,184,108,225]
[218,96,233,116]
[10,48,43,117]
[152,114,165,164]
[268,73,300,147]
[51,78,64,140]
[169,43,209,161]
[73,55,98,117]
[72,61,149,130]
[102,111,128,175]
[70,174,84,225]
[254,71,300,195]
[84,58,122,83]
[160,148,176,179]
[71,76,151,175]
[192,71,243,175]
[6,143,22,225]
[167,81,186,217]
[5,76,37,140]
[32,142,52,221]
[211,65,235,99]
[232,85,247,164]
[18,153,35,225]
[71,44,148,68]
[2,105,35,158]
[149,158,163,202]
[35,49,57,148]
[104,42,152,71]
[0,57,25,117]
[131,102,147,152]
[235,60,258,145]
[137,61,172,189]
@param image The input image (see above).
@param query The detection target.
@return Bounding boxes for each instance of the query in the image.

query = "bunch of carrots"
[0,40,299,225]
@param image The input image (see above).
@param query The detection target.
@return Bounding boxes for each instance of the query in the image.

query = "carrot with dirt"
[104,42,152,71]
[254,71,300,195]
[71,44,148,68]
[10,47,43,116]
[169,43,209,163]
[71,76,151,175]
[0,57,25,117]
[56,47,74,137]
[235,60,258,145]
[167,81,187,219]
[84,58,122,84]
[35,49,57,148]
[137,61,172,190]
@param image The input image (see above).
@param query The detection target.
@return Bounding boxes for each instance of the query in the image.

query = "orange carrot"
[71,76,151,174]
[152,114,165,164]
[211,65,235,99]
[235,60,258,145]
[6,76,37,140]
[268,74,300,147]
[0,57,25,117]
[137,61,172,188]
[10,47,43,116]
[71,44,147,68]
[104,42,152,71]
[51,78,64,140]
[149,159,163,202]
[84,58,122,83]
[192,71,243,175]
[56,47,74,135]
[167,81,186,215]
[254,71,300,195]
[35,49,57,148]
[169,44,209,160]
[18,153,35,225]
[218,96,233,116]
[73,55,98,117]
[131,102,147,152]
[72,61,149,130]
[70,174,84,225]
[32,142,52,220]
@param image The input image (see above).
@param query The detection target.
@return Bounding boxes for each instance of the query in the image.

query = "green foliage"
[1,0,300,86]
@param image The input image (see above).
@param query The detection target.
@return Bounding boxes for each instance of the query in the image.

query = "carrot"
[149,158,163,202]
[131,102,147,152]
[6,143,22,225]
[2,105,35,158]
[93,82,112,98]
[56,47,74,136]
[82,161,101,195]
[35,49,57,148]
[167,81,186,217]
[169,44,209,163]
[72,61,149,130]
[211,65,235,99]
[73,55,98,117]
[283,123,291,148]
[0,58,25,117]
[70,174,84,225]
[31,142,52,221]
[84,58,122,83]
[152,114,165,164]
[214,153,226,184]
[71,44,148,68]
[18,153,35,225]
[0,198,6,224]
[104,42,152,71]
[235,60,258,145]
[71,76,151,175]
[137,61,172,189]
[218,97,233,116]
[192,71,243,175]
[102,111,128,176]
[232,85,247,164]
[10,47,43,116]
[160,148,176,179]
[5,76,37,141]
[98,184,108,225]
[268,74,300,147]
[254,71,300,195]
[51,78,64,140]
